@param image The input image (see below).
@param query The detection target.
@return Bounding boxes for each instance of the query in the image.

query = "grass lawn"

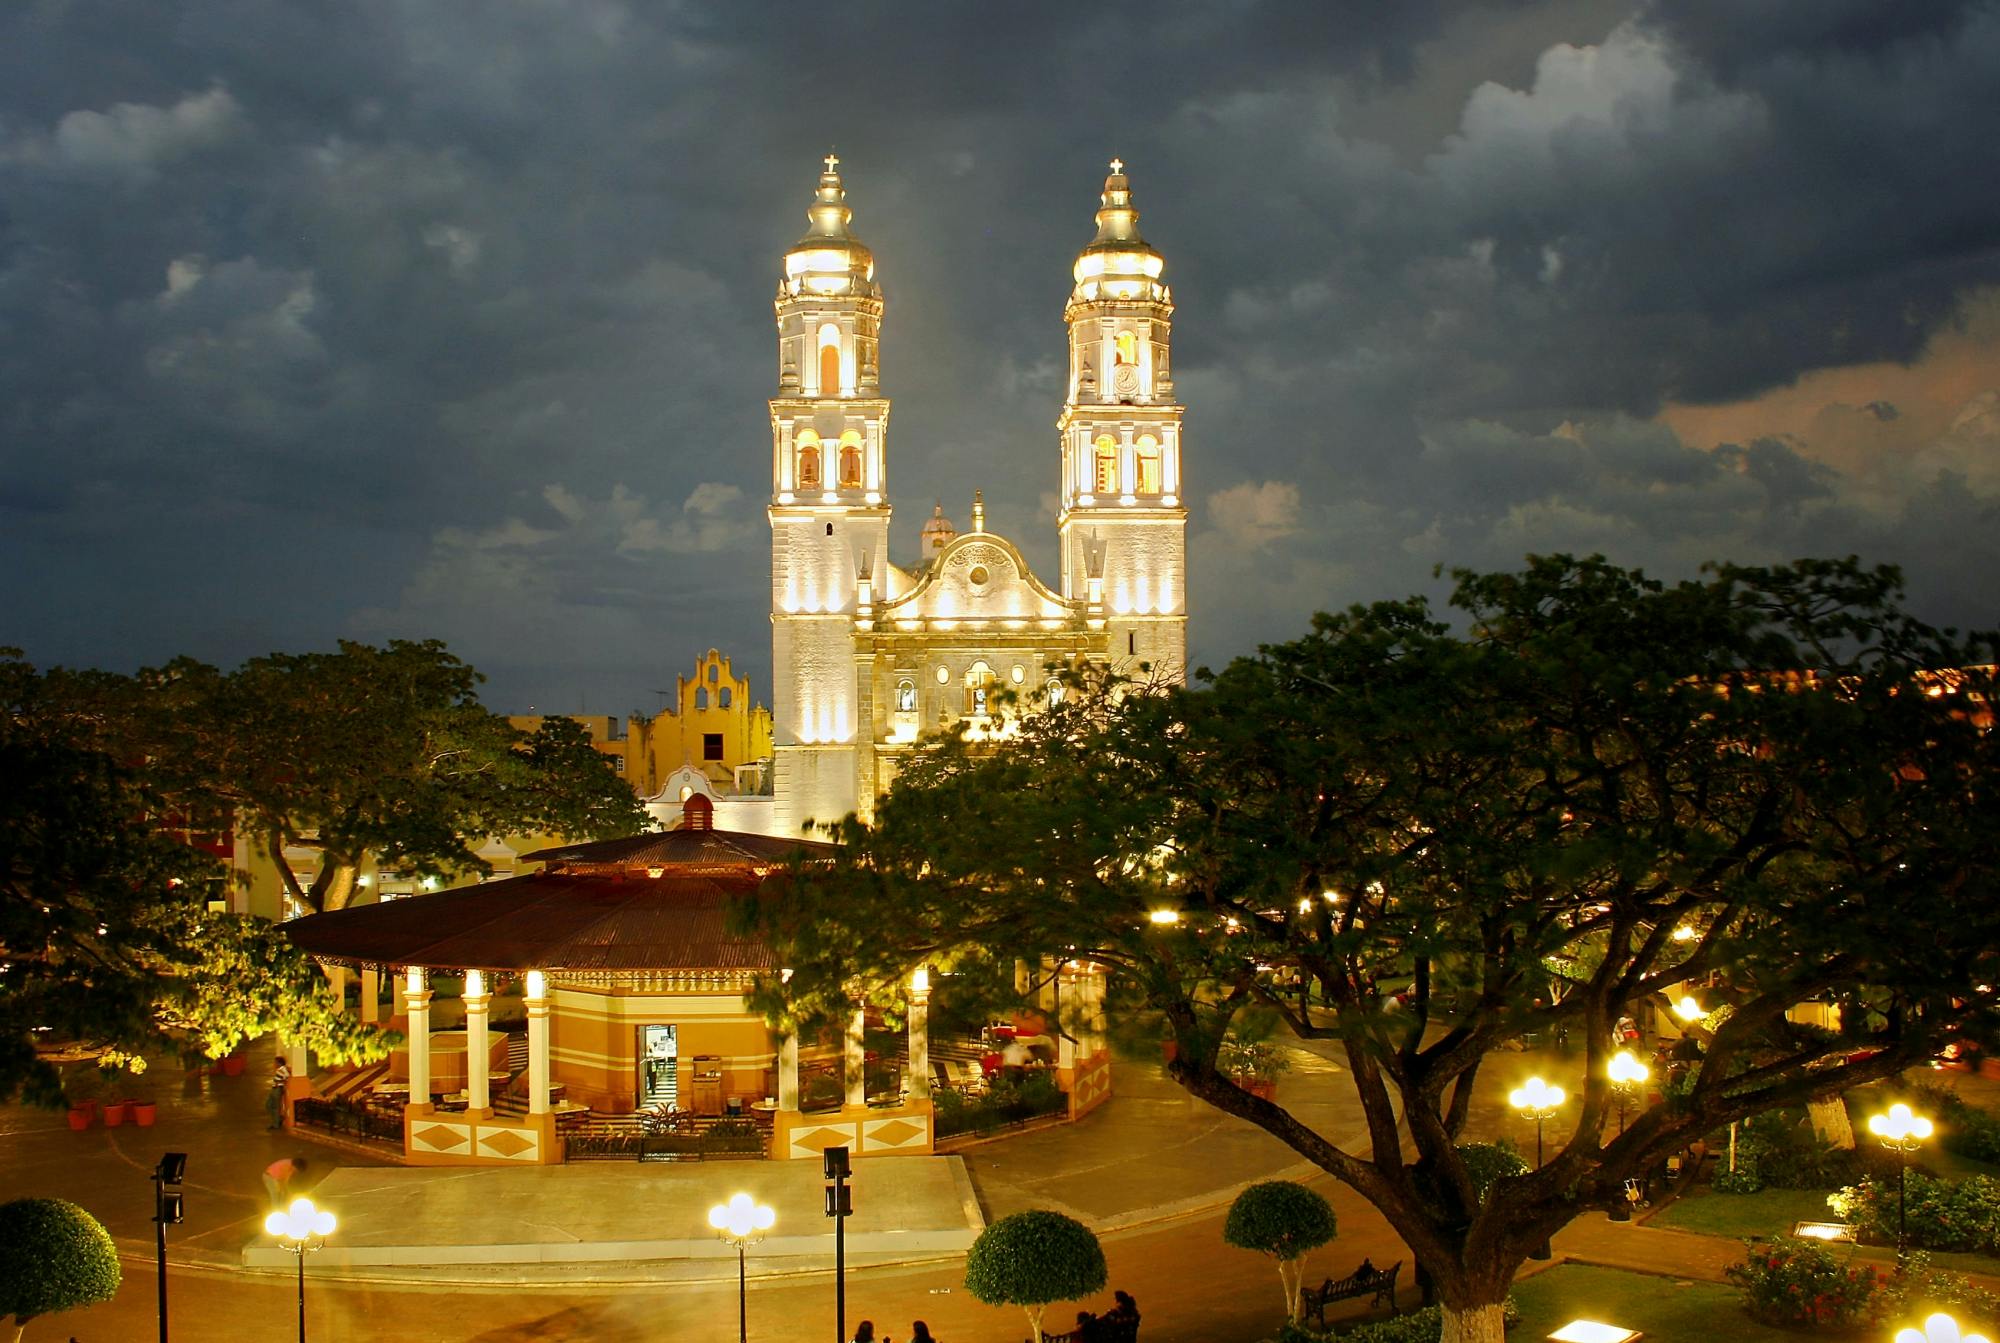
[1508,1263,1868,1341]
[1649,1186,1835,1239]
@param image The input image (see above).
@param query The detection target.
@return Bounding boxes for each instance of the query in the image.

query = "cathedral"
[765,155,1190,838]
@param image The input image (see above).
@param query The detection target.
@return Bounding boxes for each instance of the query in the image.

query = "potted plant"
[1220,1040,1290,1101]
[100,1099,130,1128]
[64,1105,93,1132]
[129,1099,158,1127]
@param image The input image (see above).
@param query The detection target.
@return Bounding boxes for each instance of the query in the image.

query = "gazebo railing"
[294,1096,404,1148]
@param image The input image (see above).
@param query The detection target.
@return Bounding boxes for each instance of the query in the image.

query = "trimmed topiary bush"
[1455,1141,1530,1204]
[0,1197,121,1341]
[963,1209,1107,1339]
[1224,1180,1338,1321]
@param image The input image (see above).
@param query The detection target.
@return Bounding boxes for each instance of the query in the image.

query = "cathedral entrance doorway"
[639,1024,679,1109]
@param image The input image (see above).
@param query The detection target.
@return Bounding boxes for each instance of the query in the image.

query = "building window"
[798,437,822,488]
[696,687,709,710]
[964,662,996,716]
[1047,678,1065,706]
[1115,330,1137,365]
[1136,435,1161,493]
[613,757,625,773]
[703,733,724,762]
[895,680,916,712]
[719,687,732,708]
[820,342,841,396]
[1094,436,1118,494]
[708,664,720,682]
[838,438,862,489]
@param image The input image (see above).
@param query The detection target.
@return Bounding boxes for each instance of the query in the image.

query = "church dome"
[1072,159,1166,303]
[783,155,878,299]
[920,503,957,558]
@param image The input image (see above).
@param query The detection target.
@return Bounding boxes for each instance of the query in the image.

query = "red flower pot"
[66,1106,93,1131]
[101,1100,131,1127]
[131,1101,158,1127]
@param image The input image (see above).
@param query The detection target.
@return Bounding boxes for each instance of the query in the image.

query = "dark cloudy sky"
[5,1,1998,714]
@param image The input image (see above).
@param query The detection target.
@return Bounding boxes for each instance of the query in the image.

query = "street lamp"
[263,1196,335,1343]
[1608,1051,1650,1136]
[152,1152,186,1343]
[1896,1313,1994,1343]
[1510,1076,1566,1169]
[1870,1102,1935,1256]
[1510,1076,1565,1261]
[708,1192,776,1343]
[1672,995,1704,1024]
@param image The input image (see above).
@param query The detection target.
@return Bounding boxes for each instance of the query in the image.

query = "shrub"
[1713,1164,1766,1195]
[1456,1141,1529,1204]
[1274,1297,1518,1343]
[1225,1180,1338,1321]
[0,1198,122,1337]
[1908,1082,2000,1166]
[1725,1236,1884,1327]
[1882,1249,2000,1323]
[963,1209,1107,1339]
[1829,1173,2000,1254]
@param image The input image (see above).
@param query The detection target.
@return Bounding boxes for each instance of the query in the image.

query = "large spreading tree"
[63,639,649,914]
[1,653,382,1106]
[749,557,2000,1343]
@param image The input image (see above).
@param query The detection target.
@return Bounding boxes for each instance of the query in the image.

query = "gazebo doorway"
[640,1024,679,1109]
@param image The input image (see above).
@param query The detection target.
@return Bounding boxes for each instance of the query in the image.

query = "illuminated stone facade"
[769,157,1190,837]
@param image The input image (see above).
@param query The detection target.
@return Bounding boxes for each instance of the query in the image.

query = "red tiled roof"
[282,870,780,973]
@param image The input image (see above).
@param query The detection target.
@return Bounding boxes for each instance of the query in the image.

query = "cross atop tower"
[1108,156,1124,175]
[824,151,840,174]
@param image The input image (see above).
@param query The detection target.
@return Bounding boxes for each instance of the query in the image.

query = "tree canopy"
[0,1198,121,1339]
[962,1209,1108,1338]
[749,556,2000,1343]
[1224,1180,1338,1320]
[56,639,648,914]
[2,652,384,1105]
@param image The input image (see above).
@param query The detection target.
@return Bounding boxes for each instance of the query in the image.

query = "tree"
[751,558,2000,1343]
[0,1198,120,1342]
[962,1209,1108,1339]
[1224,1180,1338,1321]
[2,652,388,1105]
[63,639,648,914]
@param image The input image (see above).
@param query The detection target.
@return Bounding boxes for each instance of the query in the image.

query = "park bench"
[1301,1258,1401,1329]
[1037,1313,1139,1343]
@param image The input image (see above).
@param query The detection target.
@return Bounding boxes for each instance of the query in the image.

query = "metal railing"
[293,1096,403,1147]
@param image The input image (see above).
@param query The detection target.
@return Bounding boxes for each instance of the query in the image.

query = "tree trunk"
[1280,1257,1301,1321]
[1025,1303,1045,1341]
[314,862,360,915]
[1808,1096,1855,1150]
[1440,1301,1508,1343]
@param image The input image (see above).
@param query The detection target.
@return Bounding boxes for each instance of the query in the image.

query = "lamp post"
[151,1152,186,1343]
[1896,1313,1994,1343]
[1510,1076,1566,1260]
[1608,1051,1649,1136]
[264,1196,335,1343]
[1870,1101,1934,1257]
[708,1192,776,1343]
[824,1145,853,1343]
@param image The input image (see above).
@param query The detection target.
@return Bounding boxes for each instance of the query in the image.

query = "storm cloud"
[3,1,1997,710]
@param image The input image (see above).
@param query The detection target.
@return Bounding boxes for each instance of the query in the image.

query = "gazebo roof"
[518,826,834,870]
[283,869,782,974]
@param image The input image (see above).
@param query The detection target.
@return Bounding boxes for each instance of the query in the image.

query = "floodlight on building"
[1148,909,1181,926]
[525,970,546,1001]
[1672,995,1704,1022]
[1548,1323,1641,1343]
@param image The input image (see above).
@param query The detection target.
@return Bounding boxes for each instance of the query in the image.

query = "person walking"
[262,1155,310,1208]
[266,1056,291,1129]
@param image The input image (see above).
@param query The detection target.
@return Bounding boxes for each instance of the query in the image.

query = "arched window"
[1136,435,1161,494]
[695,687,709,710]
[797,430,822,488]
[1094,436,1119,494]
[838,432,863,488]
[1115,331,1137,366]
[817,322,844,397]
[719,687,732,708]
[895,680,916,713]
[1047,678,1065,707]
[964,661,996,716]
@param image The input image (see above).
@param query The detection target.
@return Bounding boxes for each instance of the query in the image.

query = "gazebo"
[282,798,952,1165]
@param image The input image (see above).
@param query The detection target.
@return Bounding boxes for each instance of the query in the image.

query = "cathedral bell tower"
[770,155,889,835]
[1057,160,1188,679]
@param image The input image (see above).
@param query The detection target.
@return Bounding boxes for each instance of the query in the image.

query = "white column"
[525,970,550,1117]
[778,1033,800,1112]
[326,964,349,1014]
[406,968,432,1108]
[284,1038,308,1074]
[359,968,380,1026]
[463,968,491,1114]
[844,1005,867,1109]
[907,970,931,1101]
